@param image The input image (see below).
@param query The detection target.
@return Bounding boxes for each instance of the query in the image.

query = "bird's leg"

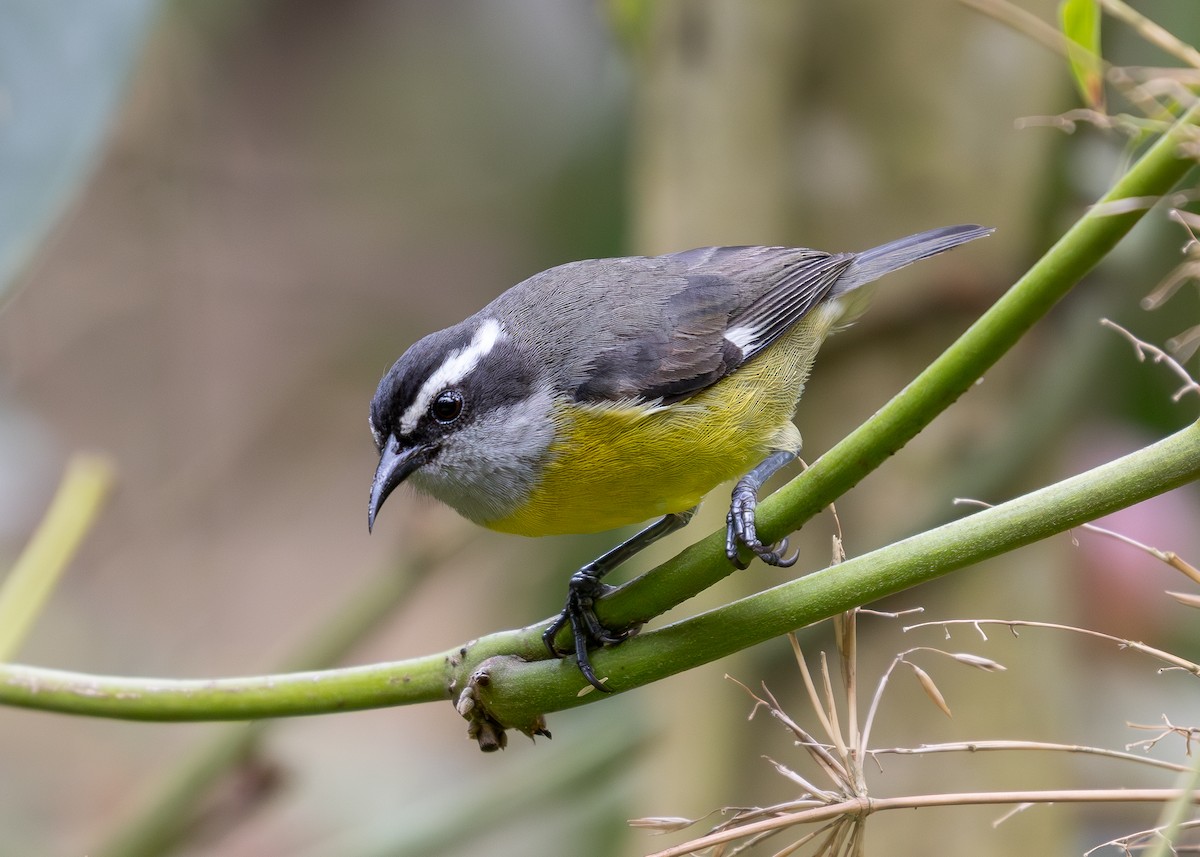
[543,506,698,691]
[726,449,800,569]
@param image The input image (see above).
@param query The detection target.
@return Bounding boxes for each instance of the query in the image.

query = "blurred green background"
[1,1,1198,855]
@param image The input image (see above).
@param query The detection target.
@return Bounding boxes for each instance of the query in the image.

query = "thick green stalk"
[585,103,1200,637]
[0,110,1194,725]
[0,419,1195,723]
[473,419,1200,729]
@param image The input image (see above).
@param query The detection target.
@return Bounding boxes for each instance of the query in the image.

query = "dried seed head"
[952,652,1008,672]
[1167,590,1200,609]
[628,816,697,833]
[910,664,953,718]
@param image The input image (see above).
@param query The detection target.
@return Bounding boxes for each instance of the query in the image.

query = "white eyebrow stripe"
[400,318,504,434]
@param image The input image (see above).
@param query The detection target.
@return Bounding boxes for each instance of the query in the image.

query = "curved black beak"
[368,436,436,532]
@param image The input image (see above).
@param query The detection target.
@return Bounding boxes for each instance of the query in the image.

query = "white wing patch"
[724,323,759,353]
[400,318,505,434]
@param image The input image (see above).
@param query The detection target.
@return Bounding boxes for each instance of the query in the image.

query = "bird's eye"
[430,390,464,424]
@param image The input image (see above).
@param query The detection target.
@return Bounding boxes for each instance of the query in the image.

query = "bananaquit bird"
[368,224,992,689]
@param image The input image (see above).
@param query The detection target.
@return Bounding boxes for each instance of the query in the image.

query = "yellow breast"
[487,311,839,536]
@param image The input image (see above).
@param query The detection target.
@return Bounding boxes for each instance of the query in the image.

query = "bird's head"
[367,316,551,531]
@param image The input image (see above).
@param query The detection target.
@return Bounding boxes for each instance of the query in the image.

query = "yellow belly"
[487,313,836,536]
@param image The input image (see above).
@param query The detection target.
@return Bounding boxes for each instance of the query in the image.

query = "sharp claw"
[773,538,800,568]
[572,607,609,692]
[575,650,607,692]
[541,510,700,692]
[727,494,800,569]
[542,607,572,657]
[543,570,623,692]
[745,536,800,567]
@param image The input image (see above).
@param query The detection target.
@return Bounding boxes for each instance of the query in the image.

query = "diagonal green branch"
[583,102,1200,639]
[0,418,1195,723]
[471,419,1200,733]
[0,107,1195,726]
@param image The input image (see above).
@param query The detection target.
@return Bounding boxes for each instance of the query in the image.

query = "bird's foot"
[542,565,635,692]
[726,480,799,569]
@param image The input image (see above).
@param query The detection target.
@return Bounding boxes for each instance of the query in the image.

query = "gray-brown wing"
[573,246,854,405]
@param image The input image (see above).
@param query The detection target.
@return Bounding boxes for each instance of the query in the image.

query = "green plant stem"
[0,108,1194,727]
[0,650,448,721]
[0,454,115,660]
[1145,749,1200,857]
[94,552,442,857]
[0,418,1195,723]
[582,101,1200,641]
[472,419,1200,728]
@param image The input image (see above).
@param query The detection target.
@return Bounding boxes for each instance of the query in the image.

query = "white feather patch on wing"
[724,324,758,353]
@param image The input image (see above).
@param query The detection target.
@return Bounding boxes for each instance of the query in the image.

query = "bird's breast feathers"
[486,316,836,537]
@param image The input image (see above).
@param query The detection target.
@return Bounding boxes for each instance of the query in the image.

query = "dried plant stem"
[956,494,1200,586]
[1127,716,1200,756]
[1097,0,1200,70]
[836,611,862,780]
[647,790,1200,857]
[1082,519,1200,586]
[729,673,846,797]
[818,651,848,763]
[790,636,847,773]
[872,740,1191,774]
[1101,318,1200,402]
[859,647,964,750]
[960,0,1183,122]
[903,619,1200,676]
[769,824,833,857]
[958,0,1079,64]
[1088,820,1200,857]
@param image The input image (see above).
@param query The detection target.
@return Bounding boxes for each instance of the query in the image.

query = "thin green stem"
[1145,750,1200,857]
[0,650,448,720]
[0,454,115,660]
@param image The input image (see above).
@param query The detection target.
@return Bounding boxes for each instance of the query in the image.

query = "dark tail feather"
[836,224,993,295]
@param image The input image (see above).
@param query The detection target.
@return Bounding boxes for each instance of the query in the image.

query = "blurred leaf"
[605,0,655,53]
[1059,0,1105,109]
[0,0,160,304]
